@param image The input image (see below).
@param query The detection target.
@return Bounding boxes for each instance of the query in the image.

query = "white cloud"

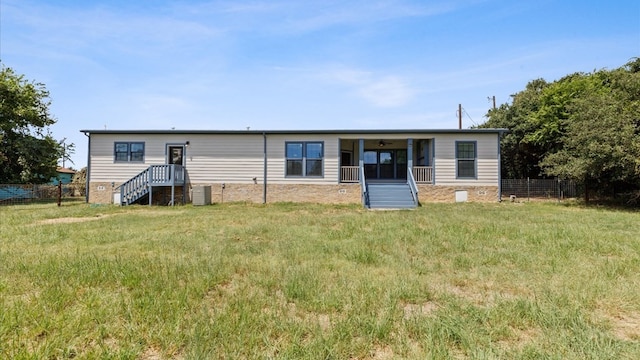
[356,76,415,107]
[171,0,481,35]
[319,66,416,107]
[4,0,220,59]
[276,0,479,33]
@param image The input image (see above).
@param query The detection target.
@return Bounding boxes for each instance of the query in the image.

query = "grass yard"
[0,201,639,359]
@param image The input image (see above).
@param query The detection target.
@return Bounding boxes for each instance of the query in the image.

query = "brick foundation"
[88,182,118,204]
[189,183,362,204]
[88,182,187,205]
[88,182,499,205]
[417,185,499,203]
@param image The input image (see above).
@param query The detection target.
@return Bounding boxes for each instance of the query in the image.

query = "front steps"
[366,182,417,209]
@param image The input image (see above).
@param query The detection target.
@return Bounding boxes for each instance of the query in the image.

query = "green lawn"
[1,202,639,359]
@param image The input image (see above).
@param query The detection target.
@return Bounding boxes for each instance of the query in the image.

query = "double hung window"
[456,141,476,178]
[114,142,145,163]
[286,142,324,177]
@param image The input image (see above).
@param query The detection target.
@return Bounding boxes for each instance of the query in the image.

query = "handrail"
[360,166,369,207]
[407,167,419,205]
[120,166,151,205]
[118,164,185,205]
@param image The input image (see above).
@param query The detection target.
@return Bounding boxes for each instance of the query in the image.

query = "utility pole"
[458,104,462,129]
[59,138,67,168]
[488,96,496,110]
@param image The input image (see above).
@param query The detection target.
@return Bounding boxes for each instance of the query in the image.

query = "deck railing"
[340,166,360,183]
[119,165,184,205]
[149,164,184,185]
[412,166,433,183]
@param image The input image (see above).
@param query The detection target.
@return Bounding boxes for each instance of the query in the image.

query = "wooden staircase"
[119,165,185,206]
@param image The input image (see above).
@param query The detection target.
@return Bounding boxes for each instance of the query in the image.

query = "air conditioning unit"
[192,185,211,206]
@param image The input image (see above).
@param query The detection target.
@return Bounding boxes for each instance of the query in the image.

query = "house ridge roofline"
[80,128,508,135]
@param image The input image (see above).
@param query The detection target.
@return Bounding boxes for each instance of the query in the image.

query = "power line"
[461,106,479,127]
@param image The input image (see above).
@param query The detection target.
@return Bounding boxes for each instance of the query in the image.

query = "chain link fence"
[0,184,84,206]
[502,178,580,201]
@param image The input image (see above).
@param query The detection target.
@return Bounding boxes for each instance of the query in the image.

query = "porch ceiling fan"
[378,140,393,147]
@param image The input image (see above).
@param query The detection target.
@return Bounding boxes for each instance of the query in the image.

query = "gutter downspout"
[431,138,436,185]
[497,131,503,202]
[263,132,267,204]
[82,131,91,203]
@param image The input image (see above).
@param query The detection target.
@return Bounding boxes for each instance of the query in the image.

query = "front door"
[378,151,394,179]
[167,145,185,166]
[364,151,378,179]
[363,150,406,180]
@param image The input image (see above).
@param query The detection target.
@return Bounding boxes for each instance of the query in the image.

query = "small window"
[114,142,145,163]
[456,141,476,178]
[285,141,324,177]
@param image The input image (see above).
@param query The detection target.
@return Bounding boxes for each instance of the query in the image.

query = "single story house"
[80,129,506,208]
[49,167,76,185]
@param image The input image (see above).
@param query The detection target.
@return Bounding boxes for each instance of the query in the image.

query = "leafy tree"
[481,58,640,201]
[540,60,640,200]
[481,79,550,178]
[0,65,70,184]
[71,167,87,196]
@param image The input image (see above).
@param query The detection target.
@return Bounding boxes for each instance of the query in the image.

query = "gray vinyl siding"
[90,134,158,183]
[266,134,339,184]
[88,131,499,187]
[89,133,339,185]
[89,133,264,184]
[433,133,499,186]
[186,134,264,183]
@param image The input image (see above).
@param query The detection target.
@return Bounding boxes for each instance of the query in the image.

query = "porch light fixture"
[378,140,385,147]
[185,141,190,147]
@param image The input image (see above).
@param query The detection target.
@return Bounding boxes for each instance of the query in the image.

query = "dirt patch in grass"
[139,345,184,360]
[607,312,640,341]
[402,301,439,319]
[496,326,542,352]
[271,289,336,332]
[131,210,186,217]
[595,303,640,341]
[34,214,110,225]
[140,347,163,360]
[32,209,184,226]
[371,345,394,359]
[441,277,531,307]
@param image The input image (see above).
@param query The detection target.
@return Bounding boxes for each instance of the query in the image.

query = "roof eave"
[79,128,509,135]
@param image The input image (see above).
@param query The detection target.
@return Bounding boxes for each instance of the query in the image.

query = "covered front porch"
[339,138,434,184]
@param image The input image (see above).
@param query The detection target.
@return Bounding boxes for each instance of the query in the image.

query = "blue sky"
[1,0,638,168]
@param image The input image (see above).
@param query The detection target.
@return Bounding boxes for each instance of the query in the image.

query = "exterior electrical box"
[192,186,211,206]
[113,192,121,205]
[455,190,468,203]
